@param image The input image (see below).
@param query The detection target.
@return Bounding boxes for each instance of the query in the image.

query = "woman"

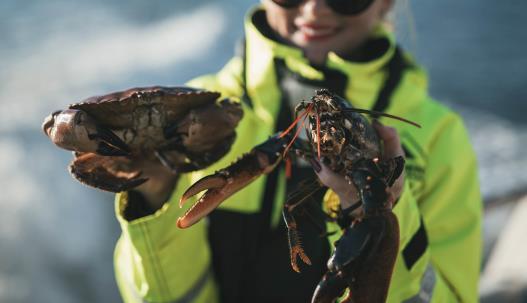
[114,1,482,302]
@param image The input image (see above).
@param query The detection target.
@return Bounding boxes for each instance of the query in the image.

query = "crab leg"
[177,133,291,229]
[91,124,131,156]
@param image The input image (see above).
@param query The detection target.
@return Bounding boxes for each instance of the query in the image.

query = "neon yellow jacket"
[114,7,482,303]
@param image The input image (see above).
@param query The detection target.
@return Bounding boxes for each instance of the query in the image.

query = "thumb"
[372,120,404,159]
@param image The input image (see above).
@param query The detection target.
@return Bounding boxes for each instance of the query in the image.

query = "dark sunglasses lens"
[328,0,375,15]
[271,0,304,8]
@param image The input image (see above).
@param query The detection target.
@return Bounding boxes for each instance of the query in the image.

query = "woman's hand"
[132,159,179,211]
[311,121,405,209]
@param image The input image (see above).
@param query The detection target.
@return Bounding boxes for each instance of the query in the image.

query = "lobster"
[178,89,420,302]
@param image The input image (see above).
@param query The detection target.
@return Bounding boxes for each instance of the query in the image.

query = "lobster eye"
[328,99,339,111]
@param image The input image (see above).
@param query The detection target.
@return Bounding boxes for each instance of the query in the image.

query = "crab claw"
[177,133,291,229]
[43,109,130,156]
[69,152,148,192]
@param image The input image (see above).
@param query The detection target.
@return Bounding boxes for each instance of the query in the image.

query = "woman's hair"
[387,0,418,52]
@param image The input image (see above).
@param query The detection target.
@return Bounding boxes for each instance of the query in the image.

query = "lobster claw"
[311,270,349,303]
[312,212,399,303]
[177,133,290,229]
[311,221,374,303]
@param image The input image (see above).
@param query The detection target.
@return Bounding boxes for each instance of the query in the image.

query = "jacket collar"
[243,7,428,117]
[245,8,396,80]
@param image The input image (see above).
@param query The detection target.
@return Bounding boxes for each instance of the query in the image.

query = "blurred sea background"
[0,0,525,302]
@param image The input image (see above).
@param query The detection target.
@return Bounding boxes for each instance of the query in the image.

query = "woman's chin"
[302,48,329,66]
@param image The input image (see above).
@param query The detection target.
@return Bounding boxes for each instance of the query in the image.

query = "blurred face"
[263,0,393,65]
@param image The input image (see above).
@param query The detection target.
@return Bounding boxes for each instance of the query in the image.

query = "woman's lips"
[297,24,337,41]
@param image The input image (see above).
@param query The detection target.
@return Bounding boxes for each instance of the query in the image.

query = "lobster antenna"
[303,125,317,158]
[279,103,313,139]
[342,108,421,128]
[316,112,321,160]
[283,105,312,157]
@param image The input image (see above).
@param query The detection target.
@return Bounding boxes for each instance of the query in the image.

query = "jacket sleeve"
[418,112,483,303]
[114,56,245,303]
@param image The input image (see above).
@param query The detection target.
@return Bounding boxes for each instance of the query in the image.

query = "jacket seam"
[141,223,171,301]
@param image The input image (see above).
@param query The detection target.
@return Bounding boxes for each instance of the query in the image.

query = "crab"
[42,86,243,192]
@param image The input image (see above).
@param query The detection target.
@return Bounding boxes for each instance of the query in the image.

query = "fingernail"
[310,158,321,173]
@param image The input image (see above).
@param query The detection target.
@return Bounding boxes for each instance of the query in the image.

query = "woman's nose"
[300,0,334,18]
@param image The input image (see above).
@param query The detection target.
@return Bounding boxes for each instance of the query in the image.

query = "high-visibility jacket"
[114,7,482,303]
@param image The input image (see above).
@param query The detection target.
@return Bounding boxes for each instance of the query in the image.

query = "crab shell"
[43,86,243,192]
[76,87,225,152]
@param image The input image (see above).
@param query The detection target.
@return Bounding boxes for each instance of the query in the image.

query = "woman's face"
[263,0,393,65]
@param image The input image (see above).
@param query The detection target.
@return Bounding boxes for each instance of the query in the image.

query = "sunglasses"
[271,0,375,16]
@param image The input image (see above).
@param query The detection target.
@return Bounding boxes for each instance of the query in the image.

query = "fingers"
[311,160,343,188]
[372,120,405,205]
[372,120,404,159]
[310,159,359,209]
[309,121,406,209]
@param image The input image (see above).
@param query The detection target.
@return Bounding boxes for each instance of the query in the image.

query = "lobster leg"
[301,199,337,237]
[282,178,327,272]
[283,208,312,273]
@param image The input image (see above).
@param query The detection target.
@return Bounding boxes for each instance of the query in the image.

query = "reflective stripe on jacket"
[114,6,482,303]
